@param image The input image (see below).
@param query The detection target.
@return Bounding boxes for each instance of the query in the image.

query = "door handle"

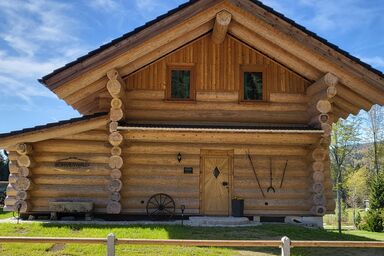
[222,181,228,186]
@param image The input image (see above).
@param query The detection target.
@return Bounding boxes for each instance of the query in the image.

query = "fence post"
[281,236,291,256]
[107,233,116,256]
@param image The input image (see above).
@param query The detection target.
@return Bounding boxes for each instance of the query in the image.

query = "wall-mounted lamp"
[177,152,182,163]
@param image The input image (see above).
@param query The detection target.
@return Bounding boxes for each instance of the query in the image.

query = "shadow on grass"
[38,223,383,256]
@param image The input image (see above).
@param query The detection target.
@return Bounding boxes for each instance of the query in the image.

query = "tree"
[0,150,9,181]
[330,117,361,234]
[366,105,384,175]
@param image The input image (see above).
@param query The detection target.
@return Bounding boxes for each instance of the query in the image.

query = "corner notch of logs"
[306,73,338,216]
[5,143,35,213]
[106,68,125,214]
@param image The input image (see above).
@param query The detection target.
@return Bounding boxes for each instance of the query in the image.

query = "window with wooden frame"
[240,65,267,102]
[167,65,195,101]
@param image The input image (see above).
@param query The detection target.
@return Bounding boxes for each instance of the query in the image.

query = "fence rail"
[0,235,383,256]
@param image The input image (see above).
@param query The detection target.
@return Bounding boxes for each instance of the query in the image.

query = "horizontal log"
[31,184,108,198]
[269,93,308,104]
[32,162,110,176]
[121,189,199,199]
[123,130,322,145]
[34,140,110,154]
[196,91,238,102]
[33,153,109,164]
[125,109,309,123]
[121,198,199,209]
[125,90,164,100]
[306,73,339,97]
[29,198,108,208]
[31,206,107,214]
[234,177,310,189]
[124,154,200,166]
[122,176,198,186]
[60,130,108,141]
[333,96,362,115]
[124,143,310,156]
[123,164,199,177]
[125,99,308,112]
[33,175,109,186]
[121,208,200,215]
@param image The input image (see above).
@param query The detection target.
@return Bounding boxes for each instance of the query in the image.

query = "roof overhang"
[0,113,109,149]
[39,0,384,118]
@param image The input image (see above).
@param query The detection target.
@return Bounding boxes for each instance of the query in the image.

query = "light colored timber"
[269,93,308,104]
[312,194,326,205]
[212,10,232,44]
[33,175,109,186]
[110,169,122,179]
[332,105,349,120]
[312,161,325,172]
[309,114,329,127]
[313,171,325,182]
[123,130,322,145]
[311,183,324,194]
[49,0,222,96]
[109,108,124,122]
[226,2,383,104]
[60,130,108,141]
[12,177,33,191]
[109,132,123,146]
[106,201,122,214]
[110,192,121,202]
[123,143,310,156]
[196,91,238,102]
[333,96,362,115]
[17,155,34,168]
[34,139,110,154]
[315,100,332,114]
[306,73,339,96]
[107,179,123,192]
[32,163,109,176]
[312,148,327,161]
[321,123,332,137]
[336,84,373,111]
[0,115,109,149]
[9,162,19,174]
[111,146,122,156]
[111,98,123,109]
[311,205,326,216]
[16,143,33,155]
[33,153,109,164]
[108,156,123,169]
[14,200,30,213]
[30,185,108,198]
[107,69,125,97]
[109,121,119,133]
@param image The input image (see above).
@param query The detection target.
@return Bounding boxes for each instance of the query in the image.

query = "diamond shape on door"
[213,166,220,178]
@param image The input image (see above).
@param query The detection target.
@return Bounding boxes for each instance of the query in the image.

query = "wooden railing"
[1,234,384,256]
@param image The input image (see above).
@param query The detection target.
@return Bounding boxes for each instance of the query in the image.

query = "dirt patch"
[47,243,65,252]
[15,227,28,234]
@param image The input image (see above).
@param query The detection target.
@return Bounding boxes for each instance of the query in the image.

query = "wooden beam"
[226,2,384,105]
[212,10,232,44]
[0,115,109,149]
[306,73,339,97]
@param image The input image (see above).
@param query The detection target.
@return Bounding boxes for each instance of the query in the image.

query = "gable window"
[167,65,195,101]
[240,66,266,102]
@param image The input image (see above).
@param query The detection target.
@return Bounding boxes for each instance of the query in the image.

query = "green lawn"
[0,221,383,256]
[0,208,13,219]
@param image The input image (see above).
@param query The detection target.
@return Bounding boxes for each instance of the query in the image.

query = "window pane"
[171,70,190,99]
[243,72,263,100]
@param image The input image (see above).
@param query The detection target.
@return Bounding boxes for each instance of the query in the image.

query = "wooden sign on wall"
[54,157,91,172]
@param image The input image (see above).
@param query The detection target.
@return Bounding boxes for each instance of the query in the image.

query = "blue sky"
[0,0,383,133]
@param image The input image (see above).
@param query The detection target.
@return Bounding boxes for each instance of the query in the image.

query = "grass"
[0,208,13,220]
[0,221,383,256]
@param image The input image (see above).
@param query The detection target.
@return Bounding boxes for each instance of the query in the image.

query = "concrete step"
[186,216,257,227]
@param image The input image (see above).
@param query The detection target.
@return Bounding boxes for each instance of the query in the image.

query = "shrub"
[364,209,384,232]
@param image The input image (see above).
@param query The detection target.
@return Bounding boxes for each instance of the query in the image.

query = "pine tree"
[369,173,384,210]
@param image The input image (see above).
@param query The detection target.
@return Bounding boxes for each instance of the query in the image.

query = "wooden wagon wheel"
[146,193,175,220]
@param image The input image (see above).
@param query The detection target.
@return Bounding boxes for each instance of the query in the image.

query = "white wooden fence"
[1,234,384,256]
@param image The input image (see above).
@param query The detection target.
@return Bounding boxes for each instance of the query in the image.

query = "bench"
[48,201,94,221]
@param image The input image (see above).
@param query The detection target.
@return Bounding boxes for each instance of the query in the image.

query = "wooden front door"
[201,150,233,215]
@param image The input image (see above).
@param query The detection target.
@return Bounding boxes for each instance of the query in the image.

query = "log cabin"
[1,0,384,223]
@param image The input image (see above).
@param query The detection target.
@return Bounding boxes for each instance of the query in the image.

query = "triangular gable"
[39,0,384,118]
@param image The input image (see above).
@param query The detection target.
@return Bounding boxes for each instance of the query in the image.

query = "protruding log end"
[107,179,123,192]
[111,146,122,156]
[109,108,124,122]
[212,10,232,44]
[109,121,119,133]
[17,155,35,168]
[110,169,122,179]
[16,143,33,155]
[313,171,325,182]
[312,194,326,205]
[311,182,324,194]
[14,200,30,213]
[109,132,123,146]
[107,69,119,81]
[311,205,326,216]
[106,201,122,214]
[12,177,33,191]
[312,148,326,161]
[108,156,123,169]
[323,73,339,87]
[109,192,121,202]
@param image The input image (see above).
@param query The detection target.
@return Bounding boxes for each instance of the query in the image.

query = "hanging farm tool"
[279,160,289,189]
[247,152,265,198]
[267,157,275,193]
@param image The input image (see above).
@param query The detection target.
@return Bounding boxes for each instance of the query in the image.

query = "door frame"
[200,149,234,215]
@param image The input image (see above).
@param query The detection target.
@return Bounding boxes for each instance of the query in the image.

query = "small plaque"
[184,167,193,174]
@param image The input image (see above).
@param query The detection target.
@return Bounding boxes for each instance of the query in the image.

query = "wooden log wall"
[96,34,311,125]
[6,128,111,214]
[121,129,335,216]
